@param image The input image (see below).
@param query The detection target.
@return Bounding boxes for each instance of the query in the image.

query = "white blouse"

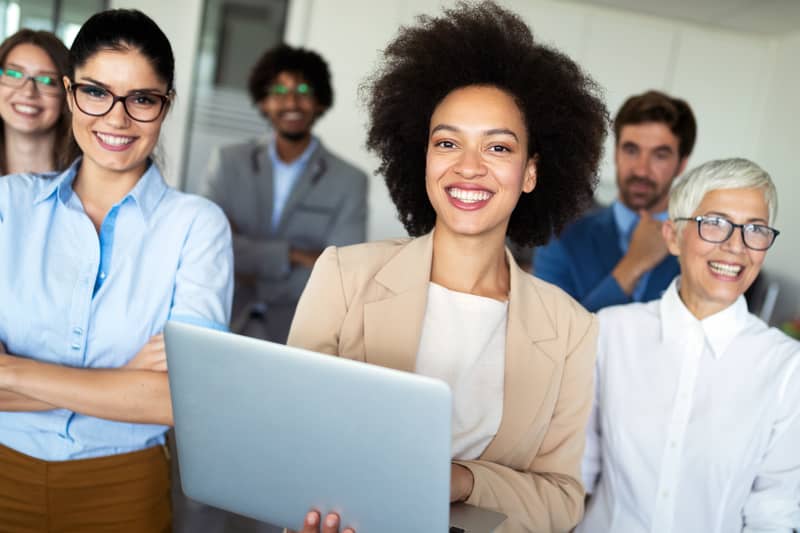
[415,282,508,460]
[578,278,800,533]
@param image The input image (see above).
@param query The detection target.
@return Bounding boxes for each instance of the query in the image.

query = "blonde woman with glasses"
[0,29,79,174]
[579,158,800,532]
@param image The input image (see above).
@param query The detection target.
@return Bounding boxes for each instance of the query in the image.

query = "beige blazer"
[287,232,597,532]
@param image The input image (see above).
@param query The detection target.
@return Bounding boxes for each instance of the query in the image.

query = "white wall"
[755,31,800,322]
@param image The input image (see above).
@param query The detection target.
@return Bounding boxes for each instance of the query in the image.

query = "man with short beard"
[534,90,696,312]
[202,44,368,344]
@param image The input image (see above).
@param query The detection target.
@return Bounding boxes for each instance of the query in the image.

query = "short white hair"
[668,158,777,224]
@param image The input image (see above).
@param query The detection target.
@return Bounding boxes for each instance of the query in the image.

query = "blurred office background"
[4,0,799,324]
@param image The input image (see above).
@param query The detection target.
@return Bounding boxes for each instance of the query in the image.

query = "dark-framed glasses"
[68,82,171,123]
[0,67,62,95]
[674,215,779,251]
[267,82,313,98]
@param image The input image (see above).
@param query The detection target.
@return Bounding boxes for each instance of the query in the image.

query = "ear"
[163,89,176,116]
[62,76,74,113]
[522,155,537,194]
[677,156,689,176]
[662,219,681,256]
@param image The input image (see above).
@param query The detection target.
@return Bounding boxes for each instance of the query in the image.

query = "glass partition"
[180,0,288,192]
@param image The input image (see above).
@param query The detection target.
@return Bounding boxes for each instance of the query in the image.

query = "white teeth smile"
[96,133,135,146]
[447,187,492,203]
[709,261,742,276]
[13,104,40,115]
[282,112,303,120]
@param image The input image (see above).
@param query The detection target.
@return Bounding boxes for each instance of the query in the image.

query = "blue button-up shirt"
[0,159,233,460]
[268,136,318,231]
[611,200,669,302]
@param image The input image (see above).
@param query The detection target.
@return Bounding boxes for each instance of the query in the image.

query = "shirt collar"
[32,157,168,222]
[125,162,169,221]
[660,277,751,359]
[612,199,669,238]
[34,158,80,205]
[268,135,319,170]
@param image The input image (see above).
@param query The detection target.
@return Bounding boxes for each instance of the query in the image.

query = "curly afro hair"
[248,44,333,110]
[364,1,608,247]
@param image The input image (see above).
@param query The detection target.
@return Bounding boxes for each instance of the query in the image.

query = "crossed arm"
[0,335,172,425]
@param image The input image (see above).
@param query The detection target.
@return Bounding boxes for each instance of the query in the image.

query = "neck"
[72,158,147,231]
[275,132,312,163]
[678,285,727,321]
[4,125,57,174]
[430,222,510,301]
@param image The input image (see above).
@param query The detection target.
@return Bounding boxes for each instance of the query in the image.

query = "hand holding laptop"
[290,510,355,533]
[287,464,475,533]
[450,464,474,503]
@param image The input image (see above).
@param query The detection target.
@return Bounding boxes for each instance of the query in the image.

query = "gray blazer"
[202,136,368,343]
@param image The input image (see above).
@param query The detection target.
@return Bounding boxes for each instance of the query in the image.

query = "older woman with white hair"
[579,158,800,532]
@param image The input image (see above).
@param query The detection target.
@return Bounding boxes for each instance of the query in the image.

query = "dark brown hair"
[364,1,609,247]
[613,90,697,159]
[0,29,79,173]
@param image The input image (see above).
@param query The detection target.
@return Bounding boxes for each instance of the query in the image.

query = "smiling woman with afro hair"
[365,1,607,247]
[286,2,608,533]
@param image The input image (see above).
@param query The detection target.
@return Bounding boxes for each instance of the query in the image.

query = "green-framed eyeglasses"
[0,68,62,95]
[267,82,313,98]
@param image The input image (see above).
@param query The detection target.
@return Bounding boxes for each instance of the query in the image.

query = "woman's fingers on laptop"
[124,334,167,371]
[294,510,355,533]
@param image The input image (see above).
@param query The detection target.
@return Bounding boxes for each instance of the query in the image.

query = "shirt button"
[99,272,106,279]
[71,342,81,350]
[73,327,83,335]
[662,491,670,499]
[670,441,677,448]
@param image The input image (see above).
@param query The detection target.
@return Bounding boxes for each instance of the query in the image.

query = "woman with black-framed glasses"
[0,9,233,532]
[0,29,79,174]
[579,158,800,532]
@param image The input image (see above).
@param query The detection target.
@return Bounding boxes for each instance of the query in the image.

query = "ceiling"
[564,0,800,35]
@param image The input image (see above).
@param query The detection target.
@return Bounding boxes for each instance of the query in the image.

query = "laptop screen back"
[165,321,452,533]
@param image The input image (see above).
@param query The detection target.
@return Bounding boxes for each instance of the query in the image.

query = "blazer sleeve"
[454,313,598,532]
[202,146,292,280]
[533,238,578,298]
[326,168,367,248]
[286,246,346,355]
[581,275,630,313]
[535,237,631,313]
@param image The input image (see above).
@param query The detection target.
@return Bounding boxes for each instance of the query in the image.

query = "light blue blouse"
[0,159,233,460]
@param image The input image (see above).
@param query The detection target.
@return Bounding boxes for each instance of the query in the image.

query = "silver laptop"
[165,321,506,532]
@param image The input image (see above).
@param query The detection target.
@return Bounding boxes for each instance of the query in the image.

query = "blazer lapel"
[592,208,623,273]
[276,144,327,233]
[363,234,434,373]
[249,141,275,235]
[481,250,558,461]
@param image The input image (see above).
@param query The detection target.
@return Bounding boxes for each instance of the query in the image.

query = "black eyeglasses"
[674,215,779,251]
[0,67,62,95]
[68,82,171,122]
